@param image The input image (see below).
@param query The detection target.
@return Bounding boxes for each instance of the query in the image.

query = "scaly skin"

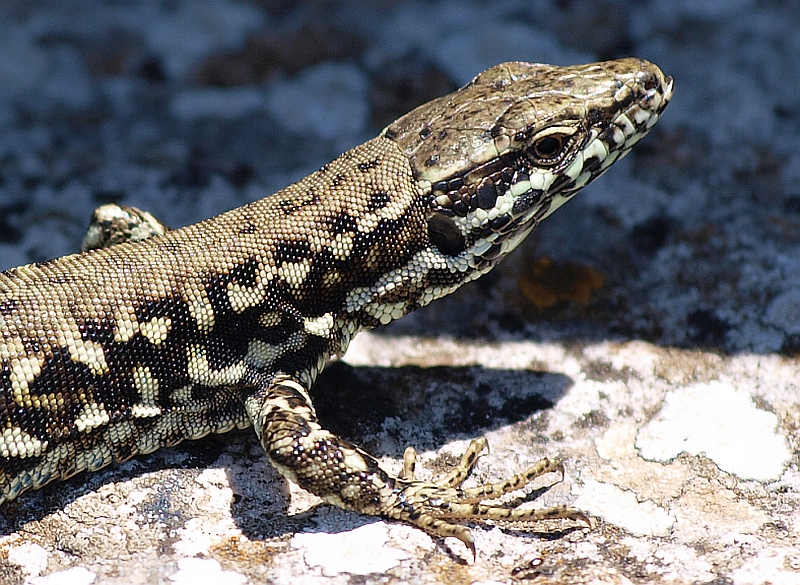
[0,58,672,557]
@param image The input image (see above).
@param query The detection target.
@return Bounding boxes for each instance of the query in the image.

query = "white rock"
[636,381,792,481]
[7,543,49,579]
[169,557,247,585]
[291,522,409,576]
[574,480,676,537]
[30,567,96,585]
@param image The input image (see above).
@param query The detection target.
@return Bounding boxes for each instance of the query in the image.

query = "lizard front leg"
[245,371,591,557]
[81,204,170,251]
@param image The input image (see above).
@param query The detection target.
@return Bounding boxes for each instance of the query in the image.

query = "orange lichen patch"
[210,535,286,568]
[518,256,604,309]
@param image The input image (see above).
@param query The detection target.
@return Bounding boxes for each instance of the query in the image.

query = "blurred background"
[0,0,798,354]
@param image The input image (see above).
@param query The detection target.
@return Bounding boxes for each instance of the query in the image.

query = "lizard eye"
[525,126,577,166]
[531,135,563,158]
[427,214,466,256]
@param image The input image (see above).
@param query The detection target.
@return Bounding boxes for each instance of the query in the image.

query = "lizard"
[0,58,672,557]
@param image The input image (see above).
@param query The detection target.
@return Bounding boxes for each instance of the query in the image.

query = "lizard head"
[383,58,672,297]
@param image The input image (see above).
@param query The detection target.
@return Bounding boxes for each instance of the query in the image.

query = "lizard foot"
[385,437,593,559]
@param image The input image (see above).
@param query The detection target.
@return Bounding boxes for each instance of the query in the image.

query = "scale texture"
[0,58,672,553]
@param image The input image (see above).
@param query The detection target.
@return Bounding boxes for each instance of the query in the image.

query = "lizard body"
[0,58,672,555]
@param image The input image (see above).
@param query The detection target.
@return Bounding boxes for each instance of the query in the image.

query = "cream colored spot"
[356,214,379,233]
[131,365,162,418]
[139,316,172,345]
[9,355,43,407]
[64,336,109,376]
[170,385,194,404]
[611,126,626,147]
[259,312,282,328]
[277,259,313,289]
[227,263,276,312]
[227,281,263,312]
[114,317,139,343]
[510,177,533,196]
[341,446,371,473]
[0,426,47,458]
[186,345,247,386]
[616,113,636,137]
[375,198,407,221]
[329,233,354,261]
[303,313,335,337]
[0,332,26,362]
[275,376,314,407]
[185,288,215,332]
[74,402,111,432]
[564,150,585,180]
[245,340,282,370]
[245,331,305,369]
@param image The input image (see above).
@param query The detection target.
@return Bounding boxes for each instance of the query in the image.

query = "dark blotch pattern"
[367,190,391,211]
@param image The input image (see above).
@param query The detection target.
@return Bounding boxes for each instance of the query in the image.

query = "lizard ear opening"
[427,214,466,256]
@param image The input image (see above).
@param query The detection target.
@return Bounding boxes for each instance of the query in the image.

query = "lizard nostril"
[641,71,659,91]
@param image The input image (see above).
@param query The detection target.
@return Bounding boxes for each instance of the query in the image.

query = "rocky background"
[0,1,799,584]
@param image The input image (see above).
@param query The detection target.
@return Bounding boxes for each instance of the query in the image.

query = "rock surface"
[1,1,799,584]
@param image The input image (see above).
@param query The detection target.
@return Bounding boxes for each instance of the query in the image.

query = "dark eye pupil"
[533,135,563,158]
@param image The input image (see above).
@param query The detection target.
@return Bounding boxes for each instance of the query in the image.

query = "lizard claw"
[380,438,593,557]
